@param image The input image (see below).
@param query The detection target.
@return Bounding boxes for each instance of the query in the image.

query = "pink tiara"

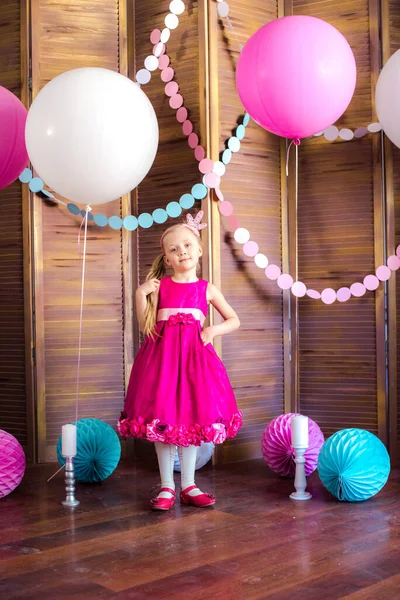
[160,211,207,250]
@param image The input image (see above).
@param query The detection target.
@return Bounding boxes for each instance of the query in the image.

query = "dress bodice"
[157,277,208,324]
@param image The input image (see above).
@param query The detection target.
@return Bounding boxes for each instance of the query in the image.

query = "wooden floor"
[0,458,399,600]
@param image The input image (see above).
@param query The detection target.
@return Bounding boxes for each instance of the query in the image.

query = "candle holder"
[290,446,312,501]
[62,456,80,507]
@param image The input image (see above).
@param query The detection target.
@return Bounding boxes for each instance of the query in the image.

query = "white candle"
[62,424,77,456]
[291,415,309,447]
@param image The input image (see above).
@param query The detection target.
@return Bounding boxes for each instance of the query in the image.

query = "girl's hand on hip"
[138,279,160,296]
[200,326,216,346]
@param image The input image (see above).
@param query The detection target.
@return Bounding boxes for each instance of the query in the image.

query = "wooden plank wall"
[31,0,128,461]
[0,2,28,449]
[387,0,400,460]
[291,0,383,438]
[214,0,285,461]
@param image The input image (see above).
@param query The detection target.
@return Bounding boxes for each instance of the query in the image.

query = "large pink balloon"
[236,16,357,139]
[0,86,28,190]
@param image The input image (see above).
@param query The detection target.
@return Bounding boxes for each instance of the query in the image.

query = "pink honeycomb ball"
[261,413,324,477]
[0,429,26,499]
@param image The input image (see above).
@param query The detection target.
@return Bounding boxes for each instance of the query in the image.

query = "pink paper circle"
[204,172,220,189]
[182,120,193,135]
[277,274,294,289]
[387,254,400,271]
[243,241,259,257]
[228,215,240,230]
[153,42,165,57]
[215,187,224,202]
[350,282,366,297]
[265,264,281,280]
[188,133,199,149]
[158,55,170,69]
[194,146,205,161]
[376,265,391,281]
[321,288,336,304]
[292,281,307,297]
[363,275,379,291]
[169,94,183,109]
[199,158,214,174]
[219,201,233,216]
[176,107,188,123]
[336,287,351,302]
[165,81,179,96]
[161,67,174,82]
[150,29,161,44]
[396,244,400,258]
[306,289,321,299]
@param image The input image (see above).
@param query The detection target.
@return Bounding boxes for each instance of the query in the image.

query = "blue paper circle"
[123,215,138,230]
[57,418,121,483]
[166,202,182,218]
[19,168,32,183]
[236,124,245,140]
[228,137,241,152]
[318,428,390,502]
[94,213,108,227]
[222,149,232,165]
[179,193,195,209]
[152,209,168,224]
[243,113,250,127]
[138,213,153,228]
[191,183,207,200]
[67,203,81,216]
[29,178,44,193]
[80,210,93,221]
[109,215,123,230]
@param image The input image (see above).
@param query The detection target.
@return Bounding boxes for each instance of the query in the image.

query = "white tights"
[154,443,202,499]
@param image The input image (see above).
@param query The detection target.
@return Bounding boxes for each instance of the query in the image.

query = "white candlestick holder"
[290,446,312,501]
[62,456,80,507]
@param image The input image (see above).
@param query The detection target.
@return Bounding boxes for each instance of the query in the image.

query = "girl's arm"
[201,283,240,345]
[136,279,160,333]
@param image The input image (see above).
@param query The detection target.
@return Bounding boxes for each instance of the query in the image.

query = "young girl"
[118,211,242,510]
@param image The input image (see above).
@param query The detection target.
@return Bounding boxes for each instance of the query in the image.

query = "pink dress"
[118,277,242,446]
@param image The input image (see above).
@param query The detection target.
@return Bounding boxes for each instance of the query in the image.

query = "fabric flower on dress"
[168,312,196,326]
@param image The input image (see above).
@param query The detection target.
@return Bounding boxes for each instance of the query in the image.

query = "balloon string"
[286,138,300,177]
[76,206,91,424]
[47,464,65,482]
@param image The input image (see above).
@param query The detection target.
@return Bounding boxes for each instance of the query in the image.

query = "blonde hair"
[142,225,203,338]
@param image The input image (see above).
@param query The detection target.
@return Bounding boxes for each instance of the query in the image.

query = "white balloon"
[376,49,400,149]
[174,442,215,472]
[25,68,159,205]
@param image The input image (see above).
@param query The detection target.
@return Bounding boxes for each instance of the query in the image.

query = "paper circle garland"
[57,418,121,483]
[173,442,215,472]
[261,413,324,477]
[0,429,26,499]
[318,428,390,502]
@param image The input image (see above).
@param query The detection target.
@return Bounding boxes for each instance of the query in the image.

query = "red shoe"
[180,485,216,507]
[150,487,176,511]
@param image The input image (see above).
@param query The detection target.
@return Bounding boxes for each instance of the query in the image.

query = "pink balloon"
[236,16,357,139]
[0,87,28,190]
